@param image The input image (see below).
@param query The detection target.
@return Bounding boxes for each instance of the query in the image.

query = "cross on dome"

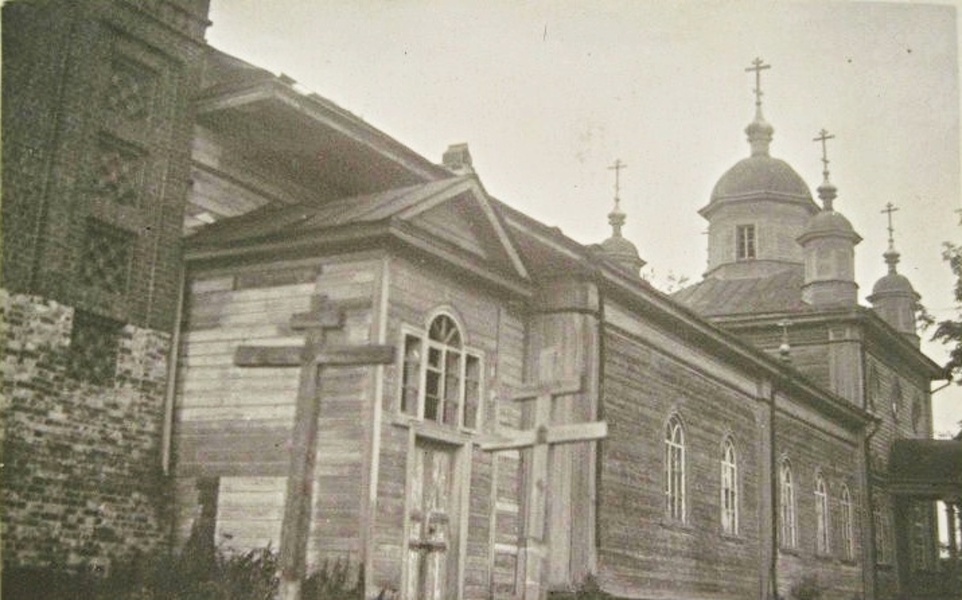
[881,202,901,273]
[745,57,771,110]
[599,158,645,275]
[813,129,835,180]
[608,159,627,203]
[882,202,899,247]
[607,159,628,236]
[743,58,774,156]
[812,128,837,209]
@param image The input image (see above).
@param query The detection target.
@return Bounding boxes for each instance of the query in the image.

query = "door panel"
[406,439,458,600]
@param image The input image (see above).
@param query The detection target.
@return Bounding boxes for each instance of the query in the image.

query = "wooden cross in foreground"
[481,378,608,600]
[234,295,395,600]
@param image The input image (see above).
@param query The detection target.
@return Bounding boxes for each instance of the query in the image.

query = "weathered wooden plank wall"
[172,254,381,563]
[599,299,763,599]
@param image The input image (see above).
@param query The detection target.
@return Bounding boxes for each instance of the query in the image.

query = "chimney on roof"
[443,143,474,175]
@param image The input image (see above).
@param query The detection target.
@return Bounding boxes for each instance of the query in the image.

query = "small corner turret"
[868,203,921,346]
[599,159,645,276]
[798,129,861,307]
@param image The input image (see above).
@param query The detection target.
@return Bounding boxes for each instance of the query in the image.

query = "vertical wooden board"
[465,446,493,595]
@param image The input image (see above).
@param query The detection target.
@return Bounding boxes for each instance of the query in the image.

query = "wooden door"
[406,439,458,600]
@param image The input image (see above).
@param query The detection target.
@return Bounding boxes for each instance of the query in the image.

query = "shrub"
[302,557,363,600]
[2,545,375,600]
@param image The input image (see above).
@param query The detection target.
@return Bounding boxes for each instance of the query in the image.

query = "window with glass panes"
[721,438,738,535]
[400,314,482,430]
[664,416,686,522]
[838,485,855,561]
[815,474,831,555]
[779,461,797,548]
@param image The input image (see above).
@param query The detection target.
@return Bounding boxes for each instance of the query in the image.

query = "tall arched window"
[815,474,830,555]
[839,484,854,561]
[400,313,482,430]
[664,415,685,522]
[779,460,797,548]
[720,437,738,535]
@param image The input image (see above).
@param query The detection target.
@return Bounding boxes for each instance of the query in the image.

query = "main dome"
[710,155,813,204]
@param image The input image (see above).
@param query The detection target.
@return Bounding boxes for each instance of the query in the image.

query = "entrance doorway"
[405,439,461,600]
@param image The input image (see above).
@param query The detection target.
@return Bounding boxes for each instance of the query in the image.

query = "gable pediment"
[400,179,528,281]
[186,175,528,284]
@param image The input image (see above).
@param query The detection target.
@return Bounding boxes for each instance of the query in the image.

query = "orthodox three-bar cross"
[746,57,771,108]
[608,159,627,203]
[481,378,608,600]
[882,202,900,247]
[813,128,835,178]
[234,295,395,600]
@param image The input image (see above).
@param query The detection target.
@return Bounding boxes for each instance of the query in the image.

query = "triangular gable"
[185,175,528,282]
[397,178,528,281]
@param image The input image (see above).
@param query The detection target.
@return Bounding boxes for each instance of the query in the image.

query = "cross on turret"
[882,202,900,248]
[813,128,835,179]
[745,57,771,108]
[608,159,627,203]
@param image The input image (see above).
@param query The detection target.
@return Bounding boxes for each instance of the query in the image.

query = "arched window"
[815,474,830,555]
[839,484,855,561]
[720,437,738,535]
[664,415,685,522]
[779,460,797,548]
[400,314,482,430]
[874,503,893,565]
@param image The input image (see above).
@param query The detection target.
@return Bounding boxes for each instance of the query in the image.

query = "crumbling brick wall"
[2,290,172,569]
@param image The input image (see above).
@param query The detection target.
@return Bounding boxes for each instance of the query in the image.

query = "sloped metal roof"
[187,177,471,248]
[889,439,962,497]
[672,266,810,317]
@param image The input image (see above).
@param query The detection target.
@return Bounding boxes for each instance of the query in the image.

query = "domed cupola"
[600,159,645,276]
[700,58,820,280]
[798,129,861,307]
[868,203,920,346]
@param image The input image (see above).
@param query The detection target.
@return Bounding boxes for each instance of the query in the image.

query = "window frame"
[838,484,855,561]
[874,504,893,566]
[664,414,686,524]
[735,224,757,261]
[398,313,483,432]
[720,436,738,536]
[779,459,797,549]
[814,473,831,555]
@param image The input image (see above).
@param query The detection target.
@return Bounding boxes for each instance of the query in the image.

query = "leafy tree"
[932,241,962,386]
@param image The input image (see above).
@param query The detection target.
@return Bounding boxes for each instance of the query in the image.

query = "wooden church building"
[3,2,959,600]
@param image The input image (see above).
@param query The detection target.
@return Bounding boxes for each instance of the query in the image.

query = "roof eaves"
[597,265,875,429]
[195,76,449,183]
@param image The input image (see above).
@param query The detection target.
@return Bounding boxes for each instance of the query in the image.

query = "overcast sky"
[206,1,961,434]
